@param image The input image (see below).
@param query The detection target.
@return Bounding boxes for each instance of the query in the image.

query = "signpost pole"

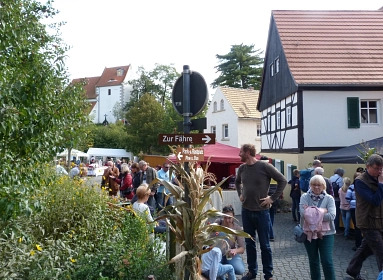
[183,65,191,280]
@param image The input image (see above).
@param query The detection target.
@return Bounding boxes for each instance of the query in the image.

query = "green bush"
[0,167,173,280]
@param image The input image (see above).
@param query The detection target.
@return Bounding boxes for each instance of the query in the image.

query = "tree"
[125,94,169,155]
[127,64,179,108]
[211,44,264,89]
[89,122,128,150]
[0,0,90,220]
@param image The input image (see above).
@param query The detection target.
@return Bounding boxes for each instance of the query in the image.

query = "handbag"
[294,197,324,243]
[294,225,307,243]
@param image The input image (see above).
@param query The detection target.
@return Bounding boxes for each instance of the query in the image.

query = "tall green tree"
[89,122,128,150]
[211,43,264,89]
[0,0,90,220]
[125,94,169,155]
[127,63,179,108]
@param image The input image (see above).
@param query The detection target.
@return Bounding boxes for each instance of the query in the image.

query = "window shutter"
[272,159,275,166]
[280,160,285,175]
[347,97,360,128]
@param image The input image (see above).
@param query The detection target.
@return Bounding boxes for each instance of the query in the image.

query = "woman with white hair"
[300,175,336,280]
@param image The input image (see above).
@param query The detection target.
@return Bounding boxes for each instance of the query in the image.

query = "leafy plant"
[152,159,251,280]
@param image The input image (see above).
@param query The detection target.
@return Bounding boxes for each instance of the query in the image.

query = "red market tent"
[168,142,261,187]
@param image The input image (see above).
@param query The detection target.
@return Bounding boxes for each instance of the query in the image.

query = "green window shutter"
[347,97,360,128]
[272,159,275,166]
[280,160,285,175]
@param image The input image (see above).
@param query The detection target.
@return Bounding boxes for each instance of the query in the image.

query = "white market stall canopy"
[87,148,132,159]
[57,149,89,158]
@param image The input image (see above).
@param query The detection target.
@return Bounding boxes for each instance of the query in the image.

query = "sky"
[51,0,383,97]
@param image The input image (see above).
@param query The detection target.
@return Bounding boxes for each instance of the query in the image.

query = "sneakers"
[241,271,256,280]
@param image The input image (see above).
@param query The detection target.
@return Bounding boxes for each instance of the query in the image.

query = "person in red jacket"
[110,163,133,200]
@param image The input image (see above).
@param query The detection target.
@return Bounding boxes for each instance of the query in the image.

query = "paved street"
[236,211,378,280]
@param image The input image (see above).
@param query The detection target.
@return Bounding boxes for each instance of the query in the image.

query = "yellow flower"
[70,258,76,263]
[69,234,72,238]
[36,244,42,251]
[30,250,35,256]
[18,237,22,243]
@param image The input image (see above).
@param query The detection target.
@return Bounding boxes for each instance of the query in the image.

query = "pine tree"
[212,44,264,89]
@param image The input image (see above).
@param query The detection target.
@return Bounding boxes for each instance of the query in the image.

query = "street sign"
[158,133,215,145]
[171,71,208,116]
[176,147,204,162]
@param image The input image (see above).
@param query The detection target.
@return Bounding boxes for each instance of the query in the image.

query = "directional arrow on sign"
[177,152,183,161]
[202,134,211,144]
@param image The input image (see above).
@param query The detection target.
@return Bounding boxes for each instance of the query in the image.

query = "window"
[220,99,224,110]
[268,115,271,131]
[276,111,281,129]
[256,123,261,137]
[117,69,124,76]
[286,106,291,127]
[211,126,216,134]
[361,100,377,123]
[347,97,379,128]
[222,124,229,139]
[213,101,217,112]
[108,89,111,95]
[275,57,280,73]
[270,63,274,77]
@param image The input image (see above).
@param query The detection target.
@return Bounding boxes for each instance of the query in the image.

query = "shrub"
[0,167,173,279]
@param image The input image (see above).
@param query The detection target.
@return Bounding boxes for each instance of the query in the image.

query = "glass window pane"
[370,109,377,123]
[361,101,367,108]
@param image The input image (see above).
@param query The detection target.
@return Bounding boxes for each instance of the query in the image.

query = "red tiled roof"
[95,65,130,87]
[272,10,383,85]
[72,76,100,99]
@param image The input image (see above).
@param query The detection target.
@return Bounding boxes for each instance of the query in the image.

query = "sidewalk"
[235,211,377,280]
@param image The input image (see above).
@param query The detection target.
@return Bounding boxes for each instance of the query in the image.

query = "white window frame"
[276,111,281,129]
[222,124,229,139]
[213,101,217,112]
[211,126,216,134]
[275,57,280,74]
[220,99,224,111]
[270,63,274,77]
[286,106,291,127]
[256,123,261,137]
[360,99,378,124]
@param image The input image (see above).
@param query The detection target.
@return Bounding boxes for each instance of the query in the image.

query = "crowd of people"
[200,144,383,280]
[55,148,383,280]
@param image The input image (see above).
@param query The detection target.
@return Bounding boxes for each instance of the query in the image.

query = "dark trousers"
[347,229,383,277]
[350,208,362,248]
[269,205,276,239]
[291,197,301,221]
[304,234,336,280]
[334,200,341,232]
[242,208,273,279]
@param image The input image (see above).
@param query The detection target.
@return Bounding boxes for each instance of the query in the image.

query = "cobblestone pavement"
[235,211,377,280]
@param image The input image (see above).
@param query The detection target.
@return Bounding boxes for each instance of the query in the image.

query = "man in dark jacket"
[346,154,383,280]
[289,169,301,222]
[138,160,159,210]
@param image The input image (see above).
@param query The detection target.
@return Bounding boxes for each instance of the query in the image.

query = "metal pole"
[182,65,191,280]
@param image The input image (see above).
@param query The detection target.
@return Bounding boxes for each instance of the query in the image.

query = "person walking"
[346,172,363,251]
[347,154,383,280]
[289,169,301,222]
[235,144,287,280]
[300,175,336,280]
[339,177,351,239]
[330,168,345,233]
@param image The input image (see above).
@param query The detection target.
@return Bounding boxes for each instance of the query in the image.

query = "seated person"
[213,205,245,275]
[201,241,235,280]
[132,184,166,236]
